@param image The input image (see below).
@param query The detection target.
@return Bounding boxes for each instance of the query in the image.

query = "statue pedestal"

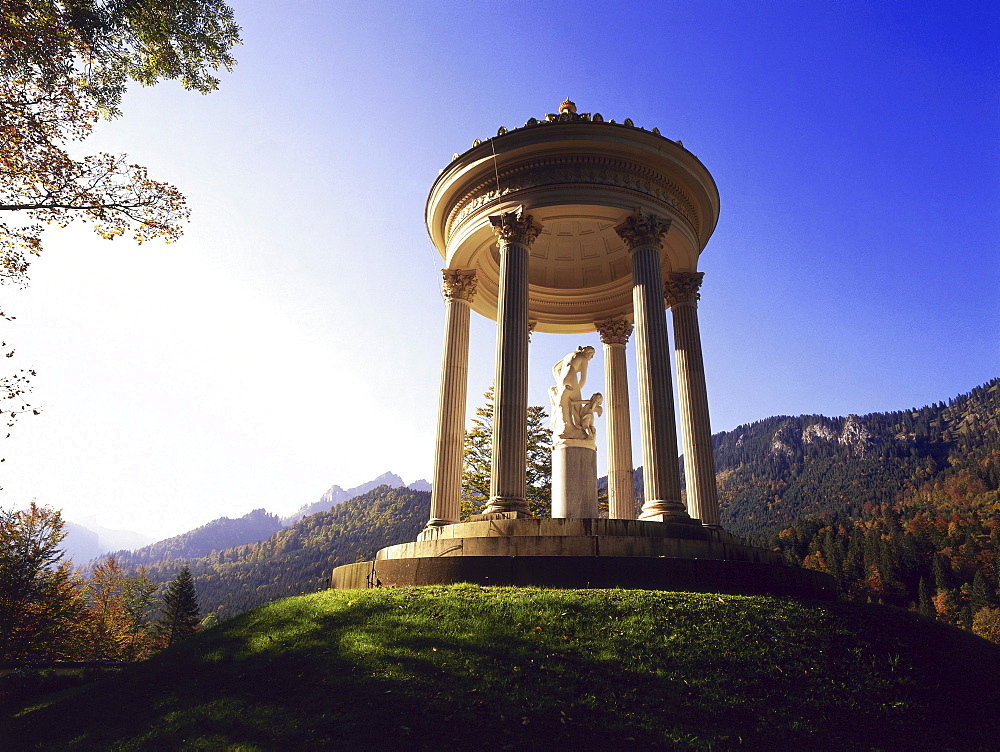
[551,440,598,518]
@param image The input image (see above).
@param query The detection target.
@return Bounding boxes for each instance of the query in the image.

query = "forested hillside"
[715,378,999,538]
[713,378,1000,636]
[141,486,427,621]
[115,379,999,635]
[109,509,284,567]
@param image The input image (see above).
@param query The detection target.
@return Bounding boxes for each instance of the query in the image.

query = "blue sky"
[4,1,997,539]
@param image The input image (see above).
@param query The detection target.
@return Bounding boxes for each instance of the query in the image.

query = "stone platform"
[331,518,836,599]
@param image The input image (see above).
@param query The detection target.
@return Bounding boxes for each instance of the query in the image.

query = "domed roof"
[426,103,720,333]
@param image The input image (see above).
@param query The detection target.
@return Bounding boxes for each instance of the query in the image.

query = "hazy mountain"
[140,486,428,620]
[407,478,432,492]
[283,471,409,523]
[62,516,156,563]
[111,509,284,567]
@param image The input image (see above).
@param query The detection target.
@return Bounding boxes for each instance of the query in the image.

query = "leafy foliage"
[0,0,241,435]
[0,503,85,660]
[461,386,553,518]
[727,379,1000,640]
[80,555,158,660]
[0,505,195,661]
[713,378,1000,538]
[1,0,240,276]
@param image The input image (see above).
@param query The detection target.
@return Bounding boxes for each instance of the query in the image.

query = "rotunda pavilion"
[332,102,833,598]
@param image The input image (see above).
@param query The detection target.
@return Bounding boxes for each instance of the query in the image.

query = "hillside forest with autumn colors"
[6,379,999,658]
[98,377,1000,641]
[716,378,1000,637]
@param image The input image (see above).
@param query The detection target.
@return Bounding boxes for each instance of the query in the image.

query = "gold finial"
[559,99,577,114]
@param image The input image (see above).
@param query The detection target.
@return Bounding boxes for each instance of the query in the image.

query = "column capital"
[489,206,542,247]
[663,271,704,308]
[614,209,671,250]
[441,268,478,302]
[595,318,633,346]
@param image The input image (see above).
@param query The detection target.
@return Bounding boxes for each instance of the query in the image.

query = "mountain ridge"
[114,378,998,630]
[61,516,156,564]
[282,471,431,524]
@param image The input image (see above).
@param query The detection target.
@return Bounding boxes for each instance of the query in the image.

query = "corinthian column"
[596,318,635,519]
[615,210,691,522]
[665,271,719,527]
[425,269,477,531]
[484,207,541,516]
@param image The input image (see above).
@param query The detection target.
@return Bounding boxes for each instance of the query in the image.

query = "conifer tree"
[461,387,553,518]
[933,554,954,593]
[157,565,200,647]
[918,576,935,617]
[970,571,995,614]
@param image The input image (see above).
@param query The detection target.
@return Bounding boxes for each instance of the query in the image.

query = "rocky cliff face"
[711,378,1000,537]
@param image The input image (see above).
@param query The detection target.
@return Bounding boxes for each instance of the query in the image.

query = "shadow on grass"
[5,588,1000,750]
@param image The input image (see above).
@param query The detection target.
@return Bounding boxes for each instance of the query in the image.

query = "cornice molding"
[445,154,700,242]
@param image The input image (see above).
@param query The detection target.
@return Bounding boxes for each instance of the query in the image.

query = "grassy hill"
[5,586,999,750]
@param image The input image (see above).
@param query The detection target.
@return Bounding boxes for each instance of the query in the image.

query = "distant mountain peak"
[283,471,420,524]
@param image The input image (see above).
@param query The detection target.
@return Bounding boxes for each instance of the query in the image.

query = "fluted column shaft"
[615,211,690,521]
[597,319,635,519]
[425,270,477,529]
[485,208,541,515]
[667,272,720,527]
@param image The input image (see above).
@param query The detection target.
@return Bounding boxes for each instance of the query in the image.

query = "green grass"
[4,585,999,750]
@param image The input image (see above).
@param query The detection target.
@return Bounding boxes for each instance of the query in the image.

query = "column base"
[481,496,531,516]
[421,518,458,535]
[469,510,534,522]
[639,500,699,524]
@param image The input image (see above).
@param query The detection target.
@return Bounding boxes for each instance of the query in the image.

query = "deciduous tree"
[1,0,241,431]
[0,502,86,660]
[1,0,240,275]
[82,555,158,660]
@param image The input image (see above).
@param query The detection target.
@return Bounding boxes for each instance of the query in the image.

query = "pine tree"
[157,565,200,647]
[918,576,935,617]
[933,554,954,593]
[461,387,553,518]
[970,570,996,613]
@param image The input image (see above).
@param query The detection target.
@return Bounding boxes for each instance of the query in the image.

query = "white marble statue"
[549,346,603,441]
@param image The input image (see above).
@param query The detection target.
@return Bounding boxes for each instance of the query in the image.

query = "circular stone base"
[331,519,836,600]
